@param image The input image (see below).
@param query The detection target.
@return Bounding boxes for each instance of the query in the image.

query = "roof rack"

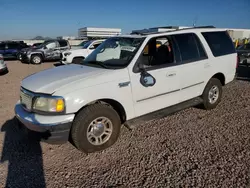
[131,25,216,35]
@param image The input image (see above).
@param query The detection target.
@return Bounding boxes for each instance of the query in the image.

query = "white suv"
[60,39,105,64]
[15,28,237,153]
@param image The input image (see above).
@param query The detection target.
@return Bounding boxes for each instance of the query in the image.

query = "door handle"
[166,73,176,77]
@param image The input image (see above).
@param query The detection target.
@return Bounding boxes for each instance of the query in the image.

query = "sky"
[0,0,249,40]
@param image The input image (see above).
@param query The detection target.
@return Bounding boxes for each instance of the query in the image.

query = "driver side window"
[90,42,102,50]
[46,42,57,49]
[136,36,175,70]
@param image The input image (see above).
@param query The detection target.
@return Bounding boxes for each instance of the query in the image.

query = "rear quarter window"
[202,31,236,57]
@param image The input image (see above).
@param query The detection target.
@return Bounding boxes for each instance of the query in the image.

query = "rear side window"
[202,31,236,57]
[58,40,68,47]
[174,33,207,62]
[7,43,20,49]
[0,43,5,50]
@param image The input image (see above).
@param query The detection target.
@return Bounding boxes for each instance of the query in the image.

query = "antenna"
[193,16,198,27]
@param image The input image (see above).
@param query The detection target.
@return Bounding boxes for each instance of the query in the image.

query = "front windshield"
[78,41,89,47]
[36,41,51,48]
[82,41,92,49]
[82,37,145,69]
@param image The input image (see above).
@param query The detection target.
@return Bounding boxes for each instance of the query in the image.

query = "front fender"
[28,52,44,59]
[55,79,135,120]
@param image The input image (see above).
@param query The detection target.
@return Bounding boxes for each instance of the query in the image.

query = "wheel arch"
[75,98,127,124]
[31,52,44,60]
[211,72,225,86]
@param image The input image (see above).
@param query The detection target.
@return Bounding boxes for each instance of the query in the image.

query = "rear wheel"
[71,104,121,153]
[31,54,42,64]
[72,57,84,64]
[201,78,222,110]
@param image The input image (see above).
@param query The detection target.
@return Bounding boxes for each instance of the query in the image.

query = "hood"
[21,64,108,94]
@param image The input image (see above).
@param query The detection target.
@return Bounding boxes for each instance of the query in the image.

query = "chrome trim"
[136,81,204,102]
[181,81,204,90]
[137,89,180,102]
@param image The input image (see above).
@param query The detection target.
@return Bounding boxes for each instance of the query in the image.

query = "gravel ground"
[0,61,250,188]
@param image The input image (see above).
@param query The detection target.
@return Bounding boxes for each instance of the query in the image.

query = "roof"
[130,27,227,37]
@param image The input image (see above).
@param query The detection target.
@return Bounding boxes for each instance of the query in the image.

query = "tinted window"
[0,43,5,50]
[174,33,200,62]
[7,43,20,49]
[58,40,68,47]
[202,31,235,57]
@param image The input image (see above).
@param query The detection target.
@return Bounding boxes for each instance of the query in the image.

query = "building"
[57,36,77,40]
[227,28,250,40]
[78,27,121,39]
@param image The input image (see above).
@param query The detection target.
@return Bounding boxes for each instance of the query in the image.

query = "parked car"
[236,43,250,66]
[60,39,104,64]
[0,41,29,60]
[15,28,237,153]
[19,39,70,64]
[0,54,8,74]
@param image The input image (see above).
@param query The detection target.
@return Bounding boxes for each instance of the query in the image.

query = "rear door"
[5,43,20,58]
[173,33,210,102]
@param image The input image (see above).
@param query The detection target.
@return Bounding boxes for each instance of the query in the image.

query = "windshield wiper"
[84,60,109,69]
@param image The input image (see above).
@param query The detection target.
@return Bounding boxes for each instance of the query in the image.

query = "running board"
[124,97,203,130]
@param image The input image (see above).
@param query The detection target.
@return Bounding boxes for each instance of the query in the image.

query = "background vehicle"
[236,43,250,66]
[19,39,70,64]
[15,28,237,154]
[61,39,104,64]
[0,54,8,74]
[0,41,29,60]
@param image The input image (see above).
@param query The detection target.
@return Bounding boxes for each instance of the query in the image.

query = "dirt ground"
[0,61,250,188]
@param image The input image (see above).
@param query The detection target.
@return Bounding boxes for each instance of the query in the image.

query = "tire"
[31,54,42,64]
[17,53,22,61]
[72,57,84,64]
[201,78,222,110]
[71,103,121,153]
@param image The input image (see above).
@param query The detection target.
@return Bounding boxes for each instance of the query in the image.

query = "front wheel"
[31,54,42,64]
[72,57,84,64]
[71,104,121,153]
[201,78,222,110]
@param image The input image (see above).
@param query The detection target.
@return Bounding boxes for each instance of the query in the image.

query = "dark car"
[0,41,29,60]
[20,39,71,64]
[236,43,250,66]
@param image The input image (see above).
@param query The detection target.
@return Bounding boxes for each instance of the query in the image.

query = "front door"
[130,36,181,117]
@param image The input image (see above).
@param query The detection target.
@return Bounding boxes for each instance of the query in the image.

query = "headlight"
[33,96,65,113]
[27,51,31,55]
[64,52,71,56]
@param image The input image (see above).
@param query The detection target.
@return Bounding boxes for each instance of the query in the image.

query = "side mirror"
[140,71,156,87]
[89,46,95,50]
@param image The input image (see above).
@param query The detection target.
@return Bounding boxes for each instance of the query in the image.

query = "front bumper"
[20,53,31,63]
[15,102,75,144]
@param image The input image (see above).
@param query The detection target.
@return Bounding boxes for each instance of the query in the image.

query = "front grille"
[20,89,33,111]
